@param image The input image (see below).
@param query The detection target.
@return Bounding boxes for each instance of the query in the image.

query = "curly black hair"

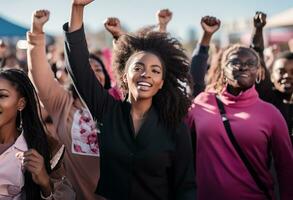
[112,27,192,128]
[0,68,51,199]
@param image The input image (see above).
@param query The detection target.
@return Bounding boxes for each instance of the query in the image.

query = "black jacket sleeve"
[173,123,196,200]
[190,45,209,97]
[63,23,117,121]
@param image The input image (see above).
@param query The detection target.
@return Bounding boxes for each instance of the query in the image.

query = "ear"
[159,80,164,89]
[17,97,26,111]
[122,73,127,84]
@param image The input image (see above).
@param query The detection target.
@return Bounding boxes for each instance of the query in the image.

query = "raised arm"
[250,11,275,102]
[64,0,116,121]
[27,10,72,120]
[156,9,173,33]
[68,0,93,32]
[191,16,220,97]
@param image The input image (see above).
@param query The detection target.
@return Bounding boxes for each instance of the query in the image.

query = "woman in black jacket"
[63,0,196,200]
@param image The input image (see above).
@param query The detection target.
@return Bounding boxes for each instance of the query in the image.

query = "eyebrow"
[134,62,162,69]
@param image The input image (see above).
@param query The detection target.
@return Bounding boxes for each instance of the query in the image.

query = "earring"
[223,76,228,85]
[255,76,261,84]
[17,109,23,132]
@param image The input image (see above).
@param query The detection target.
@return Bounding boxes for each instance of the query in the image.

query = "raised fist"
[157,9,173,26]
[104,17,124,39]
[254,11,266,28]
[31,10,50,34]
[201,16,221,35]
[72,0,94,6]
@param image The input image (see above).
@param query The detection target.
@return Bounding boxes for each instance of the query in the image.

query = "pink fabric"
[186,86,293,200]
[0,134,27,199]
[0,143,13,155]
[108,86,122,100]
[101,48,115,85]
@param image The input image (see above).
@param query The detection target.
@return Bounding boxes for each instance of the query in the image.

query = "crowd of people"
[0,0,292,200]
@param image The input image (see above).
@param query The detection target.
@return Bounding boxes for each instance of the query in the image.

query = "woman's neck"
[226,84,252,96]
[130,96,152,120]
[0,122,19,144]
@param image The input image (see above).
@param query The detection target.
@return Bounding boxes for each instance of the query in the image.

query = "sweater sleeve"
[27,32,73,125]
[190,45,209,97]
[63,23,117,121]
[270,109,293,200]
[173,123,196,200]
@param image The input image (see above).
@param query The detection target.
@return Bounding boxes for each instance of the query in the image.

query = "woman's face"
[271,58,293,94]
[89,58,106,87]
[0,78,25,129]
[224,49,259,90]
[124,51,164,101]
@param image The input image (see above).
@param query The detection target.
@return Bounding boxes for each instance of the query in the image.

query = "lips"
[236,73,249,78]
[137,81,152,91]
[279,78,293,88]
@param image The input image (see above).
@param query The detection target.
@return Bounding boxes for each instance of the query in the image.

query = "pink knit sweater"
[186,86,293,200]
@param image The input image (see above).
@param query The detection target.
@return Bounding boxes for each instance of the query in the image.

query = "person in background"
[27,9,112,200]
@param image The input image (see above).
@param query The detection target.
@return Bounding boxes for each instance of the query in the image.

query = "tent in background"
[0,15,54,46]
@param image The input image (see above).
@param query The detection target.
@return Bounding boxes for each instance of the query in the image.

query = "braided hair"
[0,68,51,199]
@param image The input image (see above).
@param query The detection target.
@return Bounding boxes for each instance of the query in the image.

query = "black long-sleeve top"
[63,23,196,200]
[190,45,209,97]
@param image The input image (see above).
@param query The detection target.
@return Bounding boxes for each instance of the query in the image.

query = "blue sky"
[0,0,292,40]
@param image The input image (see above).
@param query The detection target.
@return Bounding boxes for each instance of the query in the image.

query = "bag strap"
[215,95,272,200]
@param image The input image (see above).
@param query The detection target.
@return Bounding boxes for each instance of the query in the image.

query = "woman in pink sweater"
[186,44,293,200]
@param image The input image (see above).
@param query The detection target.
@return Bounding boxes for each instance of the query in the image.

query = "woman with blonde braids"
[186,44,293,200]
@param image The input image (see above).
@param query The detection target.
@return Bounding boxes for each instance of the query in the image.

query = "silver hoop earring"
[256,76,261,84]
[17,110,23,132]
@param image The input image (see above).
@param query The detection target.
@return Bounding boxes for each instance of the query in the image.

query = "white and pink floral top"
[71,108,100,156]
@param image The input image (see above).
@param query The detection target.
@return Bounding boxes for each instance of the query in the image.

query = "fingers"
[23,149,44,172]
[201,16,220,27]
[72,0,94,6]
[254,11,267,25]
[104,17,120,28]
[34,9,50,19]
[157,9,172,18]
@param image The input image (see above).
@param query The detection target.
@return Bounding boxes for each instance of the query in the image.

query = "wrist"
[71,2,86,7]
[200,32,212,46]
[40,179,52,198]
[40,191,53,200]
[158,23,167,32]
[39,173,51,191]
[254,27,263,32]
[31,26,43,34]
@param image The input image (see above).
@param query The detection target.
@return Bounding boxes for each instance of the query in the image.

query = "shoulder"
[193,91,216,105]
[258,98,283,116]
[188,91,216,114]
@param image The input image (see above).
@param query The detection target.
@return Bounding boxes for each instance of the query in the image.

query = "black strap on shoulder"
[215,95,272,200]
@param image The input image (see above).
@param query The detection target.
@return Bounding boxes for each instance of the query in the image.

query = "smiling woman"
[0,68,75,200]
[63,1,195,199]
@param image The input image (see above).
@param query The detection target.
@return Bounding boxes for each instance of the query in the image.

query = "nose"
[238,65,249,71]
[140,69,151,78]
